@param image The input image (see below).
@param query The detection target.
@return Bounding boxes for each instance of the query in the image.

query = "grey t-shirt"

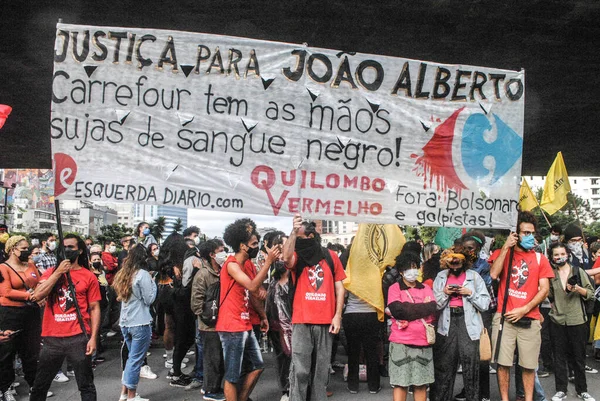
[345,291,377,314]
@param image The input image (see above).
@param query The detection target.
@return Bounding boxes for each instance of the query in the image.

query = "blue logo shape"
[461,113,522,184]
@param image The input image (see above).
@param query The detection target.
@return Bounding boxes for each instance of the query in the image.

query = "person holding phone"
[547,242,595,401]
[0,235,42,401]
[489,212,554,401]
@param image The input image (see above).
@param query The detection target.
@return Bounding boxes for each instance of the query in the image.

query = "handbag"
[404,289,436,345]
[478,313,491,361]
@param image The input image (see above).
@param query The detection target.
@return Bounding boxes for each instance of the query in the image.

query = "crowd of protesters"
[0,213,600,401]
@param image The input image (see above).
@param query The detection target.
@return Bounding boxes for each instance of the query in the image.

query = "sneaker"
[538,370,551,378]
[166,370,176,380]
[455,390,466,401]
[552,392,567,401]
[139,365,158,379]
[482,399,490,401]
[203,393,226,401]
[170,374,193,388]
[347,387,358,394]
[329,365,335,374]
[569,375,576,382]
[369,387,382,394]
[185,379,203,391]
[126,396,149,401]
[489,366,497,374]
[47,392,54,398]
[94,356,106,363]
[54,371,69,382]
[578,393,596,401]
[165,359,188,368]
[585,366,598,374]
[187,350,195,356]
[146,351,151,357]
[66,370,75,377]
[279,395,289,401]
[3,390,16,401]
[457,364,463,373]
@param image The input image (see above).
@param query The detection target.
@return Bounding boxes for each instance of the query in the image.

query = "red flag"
[0,105,12,129]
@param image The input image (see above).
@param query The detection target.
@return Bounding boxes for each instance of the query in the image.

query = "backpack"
[288,247,335,309]
[200,279,235,327]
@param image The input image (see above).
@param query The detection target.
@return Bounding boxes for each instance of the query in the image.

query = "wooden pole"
[571,195,587,243]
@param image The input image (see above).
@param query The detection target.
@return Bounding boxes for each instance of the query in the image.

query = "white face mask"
[109,245,117,253]
[194,236,200,245]
[214,251,228,267]
[550,234,559,242]
[403,268,419,283]
[153,249,160,257]
[47,241,57,251]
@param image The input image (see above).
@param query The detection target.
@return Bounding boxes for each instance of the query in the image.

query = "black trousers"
[202,331,225,393]
[540,307,554,371]
[172,306,196,376]
[431,314,480,401]
[30,334,96,401]
[0,306,41,392]
[343,312,381,392]
[268,328,291,394]
[550,322,588,394]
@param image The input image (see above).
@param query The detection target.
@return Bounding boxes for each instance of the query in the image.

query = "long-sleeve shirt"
[119,269,157,327]
[549,265,594,326]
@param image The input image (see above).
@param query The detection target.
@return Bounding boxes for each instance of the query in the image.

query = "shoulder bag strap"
[3,262,31,291]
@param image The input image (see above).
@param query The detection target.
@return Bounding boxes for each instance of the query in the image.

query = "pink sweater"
[388,283,436,347]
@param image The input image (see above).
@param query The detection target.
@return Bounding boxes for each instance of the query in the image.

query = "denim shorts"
[218,330,264,383]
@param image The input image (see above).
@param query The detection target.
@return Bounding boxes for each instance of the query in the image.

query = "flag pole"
[570,193,587,243]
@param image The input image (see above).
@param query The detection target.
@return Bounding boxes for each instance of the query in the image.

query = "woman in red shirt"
[0,235,42,399]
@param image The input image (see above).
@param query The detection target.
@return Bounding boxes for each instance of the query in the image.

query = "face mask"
[142,228,151,236]
[153,249,160,257]
[33,254,42,264]
[553,256,568,266]
[193,236,200,245]
[568,242,583,259]
[272,260,286,275]
[246,245,259,259]
[47,241,57,251]
[17,249,31,262]
[550,235,559,242]
[519,234,535,250]
[449,265,465,276]
[92,261,102,270]
[109,245,117,253]
[402,268,419,283]
[214,251,228,266]
[64,248,80,263]
[295,238,322,266]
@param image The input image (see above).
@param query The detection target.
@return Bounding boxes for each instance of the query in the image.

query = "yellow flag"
[343,224,405,321]
[540,152,571,215]
[519,178,538,212]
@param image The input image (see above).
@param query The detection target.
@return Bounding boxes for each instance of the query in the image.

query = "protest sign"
[51,23,525,228]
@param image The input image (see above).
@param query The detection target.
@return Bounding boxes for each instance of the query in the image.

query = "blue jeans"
[194,321,204,381]
[219,330,263,384]
[515,365,547,401]
[121,324,152,390]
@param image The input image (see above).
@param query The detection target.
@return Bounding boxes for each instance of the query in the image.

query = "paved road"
[10,343,600,401]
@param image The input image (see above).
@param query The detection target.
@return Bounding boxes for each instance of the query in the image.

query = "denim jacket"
[433,269,490,340]
[120,269,157,327]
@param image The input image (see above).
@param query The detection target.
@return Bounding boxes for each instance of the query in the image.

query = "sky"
[187,209,291,238]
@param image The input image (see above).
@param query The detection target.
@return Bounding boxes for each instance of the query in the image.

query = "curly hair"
[5,235,27,253]
[517,211,538,234]
[113,244,148,302]
[393,251,421,273]
[439,245,473,270]
[223,219,258,252]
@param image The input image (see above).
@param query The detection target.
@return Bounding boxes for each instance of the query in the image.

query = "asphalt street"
[10,342,600,401]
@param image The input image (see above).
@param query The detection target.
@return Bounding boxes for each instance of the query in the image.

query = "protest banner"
[50,23,525,228]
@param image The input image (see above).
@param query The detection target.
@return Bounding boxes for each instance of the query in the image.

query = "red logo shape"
[53,153,77,196]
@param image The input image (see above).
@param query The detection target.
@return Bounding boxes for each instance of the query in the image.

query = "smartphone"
[7,329,22,338]
[448,285,461,291]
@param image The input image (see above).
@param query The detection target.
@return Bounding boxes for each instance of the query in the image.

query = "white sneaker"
[127,396,149,401]
[165,359,187,369]
[552,391,567,401]
[186,350,195,356]
[66,370,75,377]
[489,366,497,374]
[139,365,158,379]
[120,393,140,400]
[53,372,69,382]
[280,395,289,401]
[47,391,54,398]
[578,393,596,401]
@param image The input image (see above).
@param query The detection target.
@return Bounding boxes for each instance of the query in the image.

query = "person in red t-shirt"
[283,214,346,401]
[30,234,101,401]
[489,211,554,401]
[216,218,280,401]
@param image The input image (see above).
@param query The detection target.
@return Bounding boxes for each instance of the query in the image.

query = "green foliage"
[172,217,183,234]
[150,216,167,243]
[531,188,598,237]
[97,224,133,246]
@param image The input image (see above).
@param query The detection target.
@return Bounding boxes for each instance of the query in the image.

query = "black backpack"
[200,279,234,327]
[288,247,335,309]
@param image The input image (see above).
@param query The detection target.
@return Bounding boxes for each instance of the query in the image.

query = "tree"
[172,217,183,234]
[531,188,598,237]
[97,224,133,247]
[150,216,167,243]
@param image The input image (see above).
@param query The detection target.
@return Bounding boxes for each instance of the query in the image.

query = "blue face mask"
[519,234,535,250]
[142,228,151,236]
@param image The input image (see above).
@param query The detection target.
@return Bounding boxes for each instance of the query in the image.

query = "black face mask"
[449,266,465,277]
[64,248,80,263]
[272,260,286,274]
[295,238,323,266]
[92,261,102,270]
[246,245,259,259]
[17,250,31,262]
